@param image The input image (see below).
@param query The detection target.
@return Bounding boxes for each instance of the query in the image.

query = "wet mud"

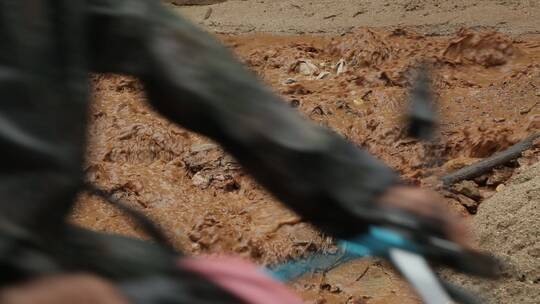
[72,29,540,303]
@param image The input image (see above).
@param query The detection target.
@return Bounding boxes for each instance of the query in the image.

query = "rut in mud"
[72,28,540,303]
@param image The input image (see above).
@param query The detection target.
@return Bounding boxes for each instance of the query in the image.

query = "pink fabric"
[178,256,304,304]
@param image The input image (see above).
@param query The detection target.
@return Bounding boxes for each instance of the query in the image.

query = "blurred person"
[0,0,468,302]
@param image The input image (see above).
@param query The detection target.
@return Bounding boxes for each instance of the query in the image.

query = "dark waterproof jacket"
[0,0,397,238]
[0,1,400,302]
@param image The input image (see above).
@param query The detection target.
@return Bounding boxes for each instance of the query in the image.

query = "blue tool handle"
[267,227,418,282]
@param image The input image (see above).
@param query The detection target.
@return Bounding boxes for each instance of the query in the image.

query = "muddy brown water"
[72,29,540,303]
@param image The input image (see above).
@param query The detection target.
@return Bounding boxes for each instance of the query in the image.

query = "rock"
[486,167,513,186]
[328,29,392,68]
[453,180,481,201]
[283,83,311,95]
[284,78,297,84]
[190,143,218,153]
[496,184,506,192]
[290,99,301,108]
[456,193,480,214]
[291,59,320,76]
[526,114,540,131]
[219,155,240,170]
[473,174,489,186]
[311,106,325,116]
[192,171,211,189]
[336,58,347,75]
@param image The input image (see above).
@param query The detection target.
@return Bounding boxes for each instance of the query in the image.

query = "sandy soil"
[444,161,540,304]
[72,25,540,303]
[171,0,540,36]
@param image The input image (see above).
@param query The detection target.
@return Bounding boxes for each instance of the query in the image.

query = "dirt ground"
[72,1,540,303]
[172,0,540,36]
[442,162,540,304]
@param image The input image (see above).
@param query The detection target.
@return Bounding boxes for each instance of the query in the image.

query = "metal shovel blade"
[389,248,453,304]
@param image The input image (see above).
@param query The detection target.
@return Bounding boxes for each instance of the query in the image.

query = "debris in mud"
[335,58,347,75]
[192,171,212,189]
[454,193,480,214]
[284,78,297,84]
[310,105,325,116]
[183,142,240,190]
[442,133,540,186]
[486,167,513,186]
[190,143,218,153]
[290,59,320,76]
[328,29,393,68]
[443,29,518,67]
[453,180,481,201]
[290,99,301,108]
[284,83,312,95]
[527,114,540,131]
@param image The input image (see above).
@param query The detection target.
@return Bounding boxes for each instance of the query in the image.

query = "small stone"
[188,231,201,242]
[291,59,320,76]
[336,58,347,75]
[474,174,490,186]
[454,180,482,201]
[496,184,506,192]
[192,172,211,189]
[456,194,480,214]
[316,71,330,79]
[527,114,540,131]
[283,83,311,95]
[311,106,324,115]
[290,99,301,108]
[486,167,513,186]
[284,78,296,84]
[190,143,218,153]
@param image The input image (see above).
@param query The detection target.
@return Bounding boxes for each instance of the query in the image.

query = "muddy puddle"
[72,28,540,303]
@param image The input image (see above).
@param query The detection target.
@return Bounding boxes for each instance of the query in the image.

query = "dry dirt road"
[172,0,540,36]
